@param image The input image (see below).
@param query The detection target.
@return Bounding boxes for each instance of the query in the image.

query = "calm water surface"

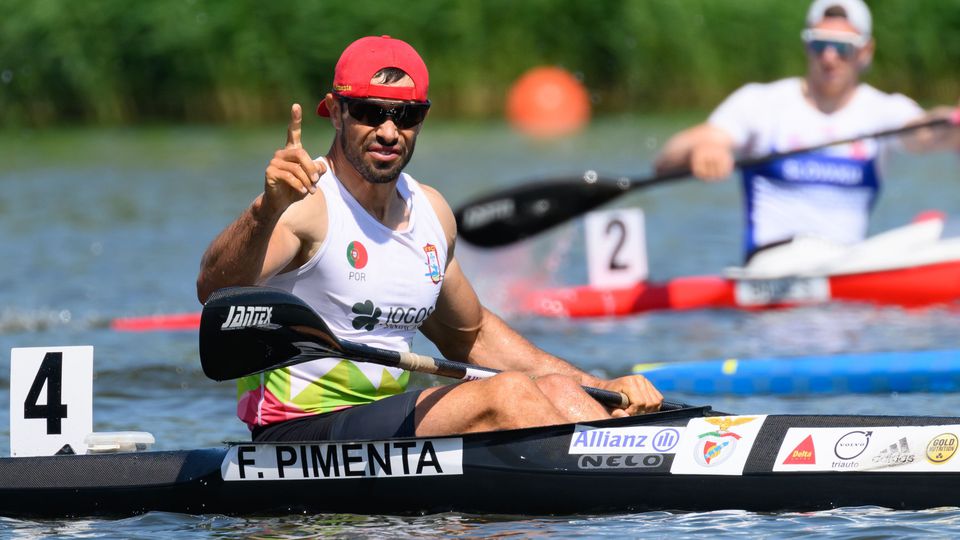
[1,115,959,537]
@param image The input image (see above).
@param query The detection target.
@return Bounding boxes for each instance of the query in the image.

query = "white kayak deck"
[724,213,960,279]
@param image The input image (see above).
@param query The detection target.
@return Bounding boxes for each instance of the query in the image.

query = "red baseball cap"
[317,35,429,117]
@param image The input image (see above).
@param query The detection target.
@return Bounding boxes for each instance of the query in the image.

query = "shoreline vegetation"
[1,0,957,127]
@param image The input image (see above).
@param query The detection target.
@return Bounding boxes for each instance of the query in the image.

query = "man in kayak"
[654,0,959,261]
[197,35,662,442]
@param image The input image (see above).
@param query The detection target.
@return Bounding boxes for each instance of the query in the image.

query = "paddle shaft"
[455,113,960,247]
[339,340,632,409]
[200,286,692,412]
[731,113,959,171]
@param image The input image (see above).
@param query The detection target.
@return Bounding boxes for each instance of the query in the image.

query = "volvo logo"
[834,430,872,460]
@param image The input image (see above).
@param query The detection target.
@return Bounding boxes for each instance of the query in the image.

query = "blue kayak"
[633,349,960,395]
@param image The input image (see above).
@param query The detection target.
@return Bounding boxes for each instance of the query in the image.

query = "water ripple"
[2,123,959,538]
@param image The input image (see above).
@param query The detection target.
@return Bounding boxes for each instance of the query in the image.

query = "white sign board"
[222,439,464,481]
[10,346,93,456]
[773,425,960,472]
[670,415,768,476]
[734,277,831,306]
[585,208,648,288]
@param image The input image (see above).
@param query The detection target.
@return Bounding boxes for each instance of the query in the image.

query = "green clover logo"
[351,300,381,331]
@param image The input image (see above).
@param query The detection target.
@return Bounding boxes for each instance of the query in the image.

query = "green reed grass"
[1,0,957,126]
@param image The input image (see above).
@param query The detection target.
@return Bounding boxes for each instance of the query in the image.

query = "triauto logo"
[834,430,872,460]
[346,241,368,269]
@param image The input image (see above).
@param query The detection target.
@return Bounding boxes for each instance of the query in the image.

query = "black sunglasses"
[801,29,865,59]
[806,39,859,58]
[336,94,431,129]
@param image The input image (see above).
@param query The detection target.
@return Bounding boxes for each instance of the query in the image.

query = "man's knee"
[479,372,560,425]
[485,371,543,403]
[531,373,583,398]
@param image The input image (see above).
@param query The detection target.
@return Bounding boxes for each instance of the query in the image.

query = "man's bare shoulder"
[418,183,455,225]
[280,187,328,244]
[417,182,457,251]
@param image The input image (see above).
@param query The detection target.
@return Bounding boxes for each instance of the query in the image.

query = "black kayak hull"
[2,407,959,517]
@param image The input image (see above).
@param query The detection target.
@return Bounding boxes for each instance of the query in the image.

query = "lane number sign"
[585,208,648,288]
[10,346,93,456]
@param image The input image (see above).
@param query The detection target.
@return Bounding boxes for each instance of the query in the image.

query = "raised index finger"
[286,103,303,149]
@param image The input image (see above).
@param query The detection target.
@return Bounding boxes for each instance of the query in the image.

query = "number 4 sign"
[10,346,93,457]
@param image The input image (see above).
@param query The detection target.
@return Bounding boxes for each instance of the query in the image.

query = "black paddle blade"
[199,286,343,381]
[454,174,630,247]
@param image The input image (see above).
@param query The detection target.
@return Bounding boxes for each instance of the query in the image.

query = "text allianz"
[569,426,683,454]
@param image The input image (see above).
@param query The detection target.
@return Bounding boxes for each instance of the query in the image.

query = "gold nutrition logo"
[926,433,958,465]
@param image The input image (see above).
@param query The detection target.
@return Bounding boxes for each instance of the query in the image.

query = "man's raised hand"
[263,104,326,214]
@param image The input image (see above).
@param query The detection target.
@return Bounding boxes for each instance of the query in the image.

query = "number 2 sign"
[584,208,648,288]
[10,346,93,456]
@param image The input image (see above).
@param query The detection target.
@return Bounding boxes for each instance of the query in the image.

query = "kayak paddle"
[453,112,960,248]
[199,286,692,411]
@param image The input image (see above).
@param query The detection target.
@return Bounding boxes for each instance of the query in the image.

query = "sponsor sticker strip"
[576,454,667,470]
[670,415,768,476]
[222,438,463,481]
[773,425,960,473]
[734,277,830,307]
[568,425,684,455]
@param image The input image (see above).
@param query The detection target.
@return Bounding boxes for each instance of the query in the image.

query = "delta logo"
[925,433,958,465]
[346,241,368,269]
[783,434,816,465]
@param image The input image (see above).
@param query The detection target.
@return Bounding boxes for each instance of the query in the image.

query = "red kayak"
[111,312,201,332]
[521,215,960,318]
[522,260,960,317]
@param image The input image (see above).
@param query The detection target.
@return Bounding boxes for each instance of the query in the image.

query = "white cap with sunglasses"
[802,0,873,56]
[806,0,872,37]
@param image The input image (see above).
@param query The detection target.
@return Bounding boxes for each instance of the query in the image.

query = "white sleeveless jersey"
[708,78,923,255]
[237,161,448,427]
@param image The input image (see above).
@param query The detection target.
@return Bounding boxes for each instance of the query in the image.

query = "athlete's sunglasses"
[336,94,431,129]
[801,29,867,59]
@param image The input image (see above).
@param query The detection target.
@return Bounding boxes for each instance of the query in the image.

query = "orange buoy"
[506,66,591,138]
